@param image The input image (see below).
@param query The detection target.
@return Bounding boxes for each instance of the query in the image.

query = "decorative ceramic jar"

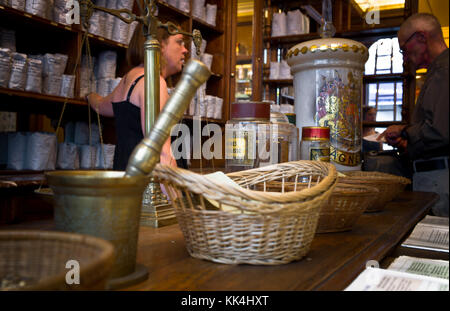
[286,38,368,171]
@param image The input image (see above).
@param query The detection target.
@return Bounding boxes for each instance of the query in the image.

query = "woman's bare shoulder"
[124,67,145,83]
[160,75,167,88]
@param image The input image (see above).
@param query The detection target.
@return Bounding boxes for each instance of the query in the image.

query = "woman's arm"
[86,92,115,117]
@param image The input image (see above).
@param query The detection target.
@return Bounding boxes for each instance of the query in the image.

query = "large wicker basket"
[153,160,337,265]
[338,171,411,212]
[0,230,115,290]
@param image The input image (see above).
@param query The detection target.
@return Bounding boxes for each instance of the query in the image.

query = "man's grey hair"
[399,13,444,40]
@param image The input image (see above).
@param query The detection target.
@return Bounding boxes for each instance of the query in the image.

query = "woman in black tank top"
[86,24,188,171]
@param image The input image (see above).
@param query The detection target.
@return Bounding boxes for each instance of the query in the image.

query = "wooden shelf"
[86,33,128,50]
[192,17,223,36]
[0,4,128,51]
[156,0,191,20]
[263,79,293,85]
[263,26,401,46]
[209,72,223,79]
[0,4,78,33]
[336,26,401,42]
[0,87,86,106]
[264,33,320,45]
[236,55,252,64]
[364,73,411,82]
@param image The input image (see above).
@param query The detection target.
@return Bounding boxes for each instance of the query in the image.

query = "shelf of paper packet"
[0,122,115,171]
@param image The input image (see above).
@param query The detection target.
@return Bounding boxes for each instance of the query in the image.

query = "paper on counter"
[402,215,449,252]
[363,132,386,143]
[388,256,449,280]
[420,215,449,227]
[345,267,449,291]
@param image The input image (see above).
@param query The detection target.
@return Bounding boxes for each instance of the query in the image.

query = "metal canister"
[300,126,330,162]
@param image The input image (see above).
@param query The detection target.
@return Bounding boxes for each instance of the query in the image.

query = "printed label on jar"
[330,145,360,166]
[225,129,256,161]
[310,147,330,162]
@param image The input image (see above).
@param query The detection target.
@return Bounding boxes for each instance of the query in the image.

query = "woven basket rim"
[153,160,337,204]
[0,230,115,290]
[275,181,379,195]
[331,183,380,195]
[339,171,411,185]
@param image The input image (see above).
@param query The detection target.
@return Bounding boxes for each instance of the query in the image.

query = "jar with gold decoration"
[287,37,368,171]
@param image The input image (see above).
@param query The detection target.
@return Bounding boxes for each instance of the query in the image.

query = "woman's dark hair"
[127,25,174,68]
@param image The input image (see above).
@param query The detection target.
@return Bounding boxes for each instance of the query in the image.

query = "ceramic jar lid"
[286,38,369,73]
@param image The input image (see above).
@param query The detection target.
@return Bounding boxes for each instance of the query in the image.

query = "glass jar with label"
[225,102,271,172]
[266,111,293,166]
[300,127,330,162]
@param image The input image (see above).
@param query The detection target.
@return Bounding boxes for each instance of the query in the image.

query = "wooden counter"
[1,191,439,291]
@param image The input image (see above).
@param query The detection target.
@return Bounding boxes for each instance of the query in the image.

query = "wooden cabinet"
[0,0,233,170]
[156,0,233,169]
[260,0,416,134]
[0,3,131,146]
[262,1,321,104]
[157,0,231,122]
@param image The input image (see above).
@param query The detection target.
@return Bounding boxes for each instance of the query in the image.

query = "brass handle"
[125,60,211,177]
[231,72,235,78]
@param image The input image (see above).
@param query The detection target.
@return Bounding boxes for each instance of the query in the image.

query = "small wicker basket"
[263,182,379,233]
[0,230,115,290]
[315,183,379,233]
[153,160,337,265]
[338,171,411,212]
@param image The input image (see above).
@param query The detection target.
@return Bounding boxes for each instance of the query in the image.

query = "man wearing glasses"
[379,13,449,217]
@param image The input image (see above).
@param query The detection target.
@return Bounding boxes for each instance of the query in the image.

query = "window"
[365,38,403,75]
[364,38,404,123]
[364,37,404,151]
[366,81,403,122]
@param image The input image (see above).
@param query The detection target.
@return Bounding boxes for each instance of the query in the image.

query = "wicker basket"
[153,160,337,265]
[0,230,115,290]
[338,171,411,212]
[261,182,379,233]
[315,183,379,233]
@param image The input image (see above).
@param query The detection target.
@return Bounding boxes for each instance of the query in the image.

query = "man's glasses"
[399,32,418,54]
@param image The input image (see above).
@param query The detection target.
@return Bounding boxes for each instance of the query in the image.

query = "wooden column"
[334,0,344,33]
[346,0,352,31]
[252,0,264,101]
